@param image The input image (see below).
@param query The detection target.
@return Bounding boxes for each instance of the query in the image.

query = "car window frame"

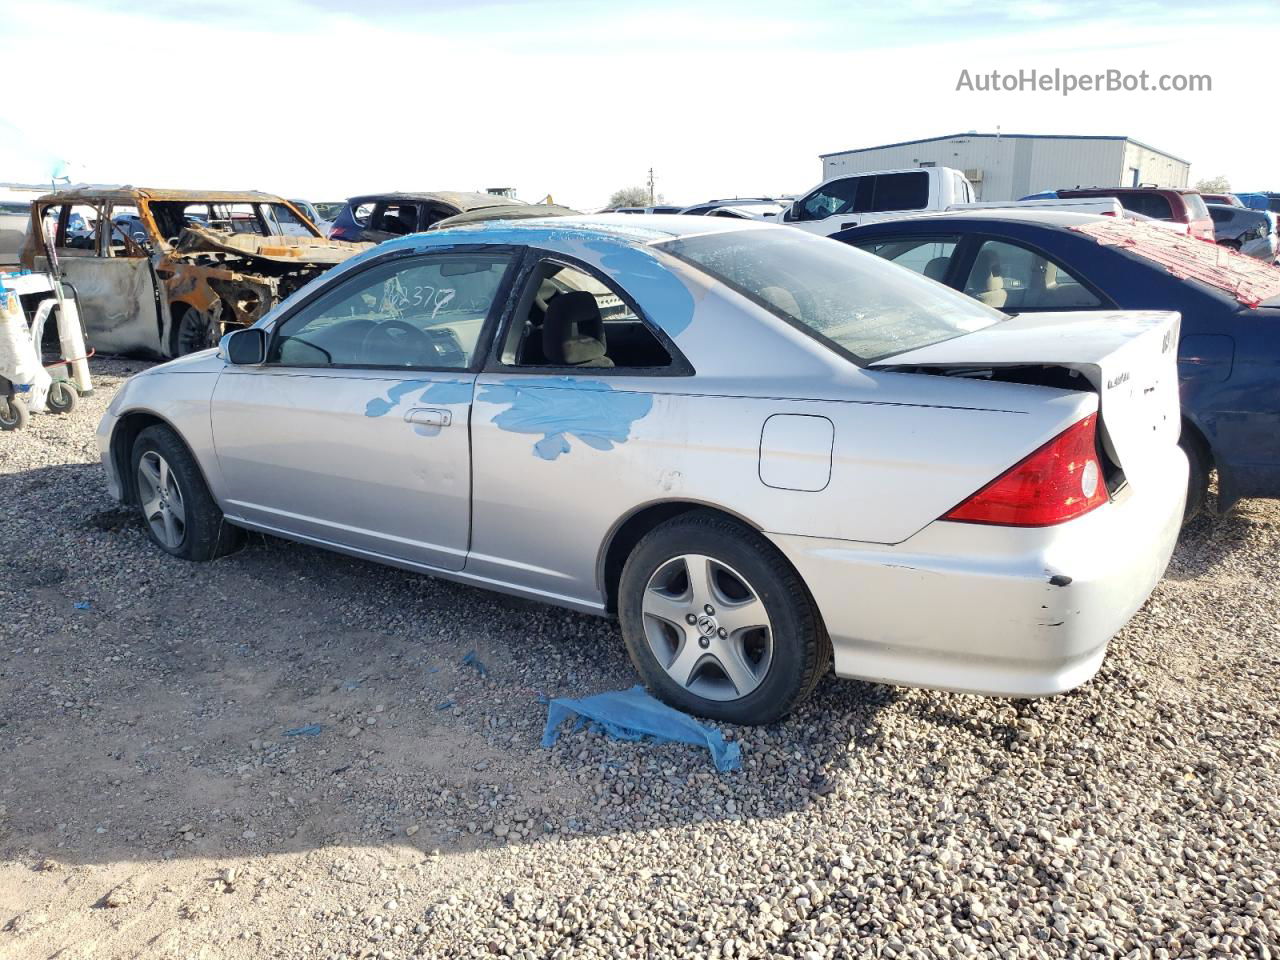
[262,244,524,374]
[945,233,1115,313]
[483,247,695,378]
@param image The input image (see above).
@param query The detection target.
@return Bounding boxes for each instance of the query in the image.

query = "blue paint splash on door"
[479,378,653,460]
[365,378,472,417]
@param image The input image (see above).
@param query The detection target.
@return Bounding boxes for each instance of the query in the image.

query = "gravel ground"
[1,356,1278,960]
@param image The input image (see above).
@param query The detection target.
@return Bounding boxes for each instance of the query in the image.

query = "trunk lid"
[871,310,1182,490]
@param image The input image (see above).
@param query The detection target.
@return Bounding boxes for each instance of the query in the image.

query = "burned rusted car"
[22,188,368,357]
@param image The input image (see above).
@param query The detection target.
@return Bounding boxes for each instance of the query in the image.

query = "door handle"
[404,407,452,427]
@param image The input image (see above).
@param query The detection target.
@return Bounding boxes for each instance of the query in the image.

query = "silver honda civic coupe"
[98,216,1187,723]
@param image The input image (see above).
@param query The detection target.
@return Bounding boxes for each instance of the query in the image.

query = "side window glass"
[962,240,1102,311]
[271,254,511,368]
[854,237,959,282]
[798,177,863,221]
[868,172,930,212]
[1119,194,1173,220]
[501,260,673,370]
[353,202,375,227]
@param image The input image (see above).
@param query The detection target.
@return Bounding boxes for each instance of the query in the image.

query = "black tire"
[619,510,831,725]
[46,381,78,415]
[1180,430,1211,523]
[130,424,243,561]
[0,396,29,430]
[170,305,217,358]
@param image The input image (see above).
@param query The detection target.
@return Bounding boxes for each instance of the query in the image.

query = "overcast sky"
[1,0,1275,209]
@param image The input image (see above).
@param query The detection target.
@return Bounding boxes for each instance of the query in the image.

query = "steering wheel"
[359,319,433,366]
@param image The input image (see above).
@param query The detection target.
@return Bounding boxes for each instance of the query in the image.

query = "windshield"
[658,227,1004,362]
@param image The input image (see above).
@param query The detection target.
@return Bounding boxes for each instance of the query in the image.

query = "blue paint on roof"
[478,377,653,461]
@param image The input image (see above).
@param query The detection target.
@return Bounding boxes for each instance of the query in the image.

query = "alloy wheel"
[641,553,774,701]
[137,450,187,549]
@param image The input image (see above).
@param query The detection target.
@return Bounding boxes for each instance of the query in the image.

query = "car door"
[785,175,870,234]
[468,252,687,603]
[30,200,166,356]
[210,249,518,571]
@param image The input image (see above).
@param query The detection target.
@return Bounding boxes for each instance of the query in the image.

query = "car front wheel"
[619,511,830,725]
[131,425,242,560]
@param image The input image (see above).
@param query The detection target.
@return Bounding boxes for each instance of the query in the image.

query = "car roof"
[345,191,516,210]
[378,213,769,250]
[33,187,290,204]
[847,209,1106,231]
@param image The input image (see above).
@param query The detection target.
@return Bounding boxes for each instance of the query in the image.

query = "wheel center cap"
[696,615,718,638]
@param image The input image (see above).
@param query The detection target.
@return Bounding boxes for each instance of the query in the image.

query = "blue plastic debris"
[283,724,324,737]
[435,700,454,711]
[541,686,741,773]
[460,650,488,677]
[73,601,91,610]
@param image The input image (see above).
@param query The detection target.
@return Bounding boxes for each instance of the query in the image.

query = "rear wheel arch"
[1179,416,1214,520]
[598,501,767,615]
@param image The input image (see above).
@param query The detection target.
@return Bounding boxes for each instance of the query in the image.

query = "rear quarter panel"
[467,367,1094,607]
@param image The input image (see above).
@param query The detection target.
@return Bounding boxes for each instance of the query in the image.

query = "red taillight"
[943,413,1108,527]
[329,226,347,239]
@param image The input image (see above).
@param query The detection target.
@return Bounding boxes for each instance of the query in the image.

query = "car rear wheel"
[619,511,830,725]
[131,425,243,560]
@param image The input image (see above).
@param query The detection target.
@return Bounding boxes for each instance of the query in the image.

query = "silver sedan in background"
[98,216,1186,723]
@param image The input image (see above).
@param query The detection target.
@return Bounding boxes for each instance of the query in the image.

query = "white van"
[782,167,974,236]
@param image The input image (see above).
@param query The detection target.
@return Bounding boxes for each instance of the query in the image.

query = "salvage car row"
[13,171,1278,363]
[9,169,1280,726]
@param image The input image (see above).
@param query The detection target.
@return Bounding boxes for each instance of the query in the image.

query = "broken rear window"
[1072,218,1280,308]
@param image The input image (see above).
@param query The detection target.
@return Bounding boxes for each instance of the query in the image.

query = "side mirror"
[221,327,266,365]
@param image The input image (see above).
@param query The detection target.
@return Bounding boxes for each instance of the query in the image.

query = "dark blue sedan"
[835,211,1280,517]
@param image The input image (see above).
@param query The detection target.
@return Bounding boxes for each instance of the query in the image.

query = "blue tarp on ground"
[540,685,742,772]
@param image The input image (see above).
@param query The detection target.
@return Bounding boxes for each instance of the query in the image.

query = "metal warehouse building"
[819,133,1190,201]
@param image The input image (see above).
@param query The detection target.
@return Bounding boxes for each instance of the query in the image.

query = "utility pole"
[647,167,655,205]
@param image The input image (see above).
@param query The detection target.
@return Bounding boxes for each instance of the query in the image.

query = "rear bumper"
[769,444,1187,697]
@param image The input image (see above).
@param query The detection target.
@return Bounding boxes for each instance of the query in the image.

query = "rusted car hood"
[172,224,370,268]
